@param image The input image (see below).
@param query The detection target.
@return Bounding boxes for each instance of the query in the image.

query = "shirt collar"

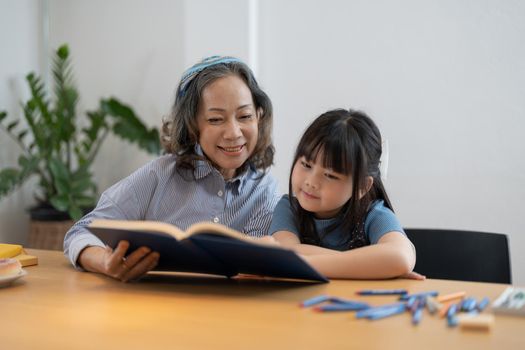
[192,144,254,194]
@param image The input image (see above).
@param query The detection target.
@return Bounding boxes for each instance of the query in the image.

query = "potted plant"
[0,44,160,249]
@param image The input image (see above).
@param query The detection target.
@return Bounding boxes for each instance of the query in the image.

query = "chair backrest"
[404,228,511,284]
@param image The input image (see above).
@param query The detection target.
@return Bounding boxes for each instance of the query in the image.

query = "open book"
[88,219,328,283]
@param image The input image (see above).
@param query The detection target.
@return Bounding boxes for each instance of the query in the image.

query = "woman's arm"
[273,230,416,279]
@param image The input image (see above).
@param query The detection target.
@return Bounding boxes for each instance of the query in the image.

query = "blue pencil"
[406,296,417,309]
[301,295,330,307]
[477,297,490,311]
[399,291,439,301]
[356,289,408,296]
[315,302,370,312]
[366,304,407,320]
[461,297,477,312]
[447,303,459,327]
[412,306,423,325]
[356,302,406,319]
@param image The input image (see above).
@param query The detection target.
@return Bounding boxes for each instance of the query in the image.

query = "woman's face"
[196,75,259,179]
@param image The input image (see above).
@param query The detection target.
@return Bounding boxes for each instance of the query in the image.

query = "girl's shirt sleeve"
[268,195,300,236]
[365,201,405,244]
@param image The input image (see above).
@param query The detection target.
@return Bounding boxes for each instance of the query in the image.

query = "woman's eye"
[207,117,222,124]
[239,114,253,120]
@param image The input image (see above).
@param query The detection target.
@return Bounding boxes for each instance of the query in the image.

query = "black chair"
[404,228,512,284]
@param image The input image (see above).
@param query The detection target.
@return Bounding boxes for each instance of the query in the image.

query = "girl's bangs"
[299,131,353,175]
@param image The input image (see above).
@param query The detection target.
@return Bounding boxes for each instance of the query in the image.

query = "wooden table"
[1,249,523,350]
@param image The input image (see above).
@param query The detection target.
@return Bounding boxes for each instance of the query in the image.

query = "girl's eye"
[325,172,341,180]
[300,160,311,169]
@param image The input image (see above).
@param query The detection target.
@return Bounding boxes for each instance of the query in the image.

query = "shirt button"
[217,190,223,197]
[213,217,219,223]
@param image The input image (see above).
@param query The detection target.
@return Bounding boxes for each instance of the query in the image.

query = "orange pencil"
[437,291,467,303]
[439,300,458,318]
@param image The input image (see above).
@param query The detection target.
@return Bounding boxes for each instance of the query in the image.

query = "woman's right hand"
[78,240,160,282]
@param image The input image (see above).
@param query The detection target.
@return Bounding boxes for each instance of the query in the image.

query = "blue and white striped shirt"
[64,153,281,268]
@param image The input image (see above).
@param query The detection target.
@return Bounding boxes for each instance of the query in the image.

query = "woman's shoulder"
[142,154,178,169]
[243,168,281,194]
[131,154,177,176]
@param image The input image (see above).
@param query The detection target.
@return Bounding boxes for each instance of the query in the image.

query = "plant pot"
[27,204,91,251]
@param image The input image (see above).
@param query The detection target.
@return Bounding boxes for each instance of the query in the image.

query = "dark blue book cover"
[88,220,328,283]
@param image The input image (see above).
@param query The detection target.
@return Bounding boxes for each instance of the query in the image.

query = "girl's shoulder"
[368,200,393,215]
[365,200,405,242]
[273,194,294,215]
[277,194,291,205]
[366,200,400,225]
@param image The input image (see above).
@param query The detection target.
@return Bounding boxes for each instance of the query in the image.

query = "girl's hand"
[256,235,281,246]
[80,241,160,282]
[401,270,426,280]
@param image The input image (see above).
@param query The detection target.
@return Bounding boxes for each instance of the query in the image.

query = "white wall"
[47,0,186,191]
[1,0,524,283]
[0,0,42,244]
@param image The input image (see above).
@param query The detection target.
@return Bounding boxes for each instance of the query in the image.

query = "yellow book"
[15,252,39,267]
[0,243,38,267]
[0,243,23,258]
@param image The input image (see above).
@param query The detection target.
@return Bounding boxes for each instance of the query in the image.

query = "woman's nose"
[224,120,242,140]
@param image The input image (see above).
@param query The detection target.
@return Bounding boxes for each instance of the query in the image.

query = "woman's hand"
[79,241,160,282]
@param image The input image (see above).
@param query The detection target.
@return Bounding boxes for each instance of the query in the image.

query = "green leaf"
[68,204,83,221]
[0,111,7,122]
[50,194,69,212]
[17,130,28,142]
[57,44,69,60]
[70,172,95,194]
[72,194,96,208]
[48,157,71,194]
[18,155,40,179]
[102,98,160,155]
[7,120,19,132]
[0,168,21,197]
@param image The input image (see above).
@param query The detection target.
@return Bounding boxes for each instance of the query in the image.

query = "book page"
[89,219,186,240]
[185,222,276,247]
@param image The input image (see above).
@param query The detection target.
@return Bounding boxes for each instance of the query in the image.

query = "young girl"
[64,56,280,282]
[269,109,418,279]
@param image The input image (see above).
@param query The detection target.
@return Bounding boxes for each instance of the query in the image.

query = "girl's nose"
[305,175,318,189]
[224,120,242,140]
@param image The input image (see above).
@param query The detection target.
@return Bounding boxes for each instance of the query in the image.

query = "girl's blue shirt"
[269,195,405,251]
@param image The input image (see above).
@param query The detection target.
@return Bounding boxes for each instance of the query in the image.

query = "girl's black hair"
[289,108,393,248]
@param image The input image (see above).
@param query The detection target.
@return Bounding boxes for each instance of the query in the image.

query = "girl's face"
[196,75,259,179]
[291,152,354,219]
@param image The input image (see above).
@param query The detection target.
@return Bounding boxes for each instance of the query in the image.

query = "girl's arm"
[273,230,416,279]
